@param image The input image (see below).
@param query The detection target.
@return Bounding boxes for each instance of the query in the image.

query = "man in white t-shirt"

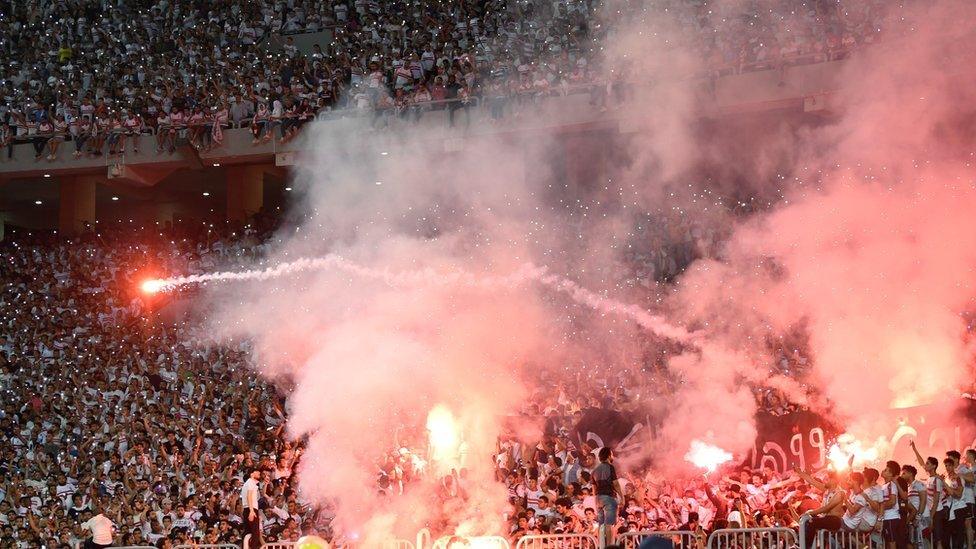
[861,468,884,533]
[241,469,262,547]
[81,502,114,549]
[880,461,907,549]
[911,440,947,548]
[901,464,927,548]
[841,472,873,532]
[943,457,968,549]
[957,449,976,548]
[524,477,544,511]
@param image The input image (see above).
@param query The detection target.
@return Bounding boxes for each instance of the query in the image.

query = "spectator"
[593,447,624,546]
[243,469,263,547]
[80,502,114,549]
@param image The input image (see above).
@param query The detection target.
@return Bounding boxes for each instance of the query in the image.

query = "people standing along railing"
[0,44,864,165]
[5,108,234,161]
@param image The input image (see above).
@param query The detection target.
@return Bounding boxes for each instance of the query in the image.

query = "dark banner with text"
[749,398,976,473]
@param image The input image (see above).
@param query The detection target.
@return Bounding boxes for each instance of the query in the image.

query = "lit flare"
[684,439,733,472]
[140,279,166,294]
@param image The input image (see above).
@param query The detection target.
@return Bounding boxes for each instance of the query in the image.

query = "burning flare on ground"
[684,439,733,472]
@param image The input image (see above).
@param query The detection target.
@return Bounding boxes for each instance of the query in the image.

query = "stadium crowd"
[1,207,970,549]
[0,1,911,546]
[0,0,890,160]
[489,400,976,549]
[0,216,342,549]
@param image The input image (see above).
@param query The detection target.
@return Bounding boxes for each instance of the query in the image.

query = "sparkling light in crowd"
[826,434,882,471]
[140,279,165,294]
[426,404,463,475]
[684,439,733,472]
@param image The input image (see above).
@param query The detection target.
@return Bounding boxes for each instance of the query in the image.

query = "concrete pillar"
[59,175,98,236]
[226,165,265,222]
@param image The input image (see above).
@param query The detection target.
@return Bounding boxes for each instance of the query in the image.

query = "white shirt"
[861,485,884,528]
[882,481,901,520]
[946,477,968,519]
[241,478,259,509]
[958,464,975,504]
[908,480,925,515]
[927,476,946,512]
[82,513,114,544]
[842,492,872,531]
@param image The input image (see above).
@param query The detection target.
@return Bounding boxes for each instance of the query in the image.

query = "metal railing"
[417,527,433,549]
[814,529,883,549]
[706,527,797,549]
[173,543,241,549]
[797,513,884,549]
[620,530,700,549]
[515,533,598,548]
[431,535,511,549]
[175,545,240,549]
[259,539,411,549]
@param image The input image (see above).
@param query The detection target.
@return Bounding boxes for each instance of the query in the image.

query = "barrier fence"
[619,530,701,549]
[797,514,885,549]
[417,528,433,549]
[431,535,512,548]
[175,545,239,549]
[258,539,413,549]
[706,528,797,549]
[815,529,883,549]
[244,526,860,549]
[514,533,599,549]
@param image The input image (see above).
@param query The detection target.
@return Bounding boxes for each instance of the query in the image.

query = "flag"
[574,406,643,454]
[212,111,226,144]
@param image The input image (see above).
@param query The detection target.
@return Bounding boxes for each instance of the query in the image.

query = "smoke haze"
[198,0,976,539]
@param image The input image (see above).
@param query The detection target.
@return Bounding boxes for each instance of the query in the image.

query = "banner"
[749,398,976,473]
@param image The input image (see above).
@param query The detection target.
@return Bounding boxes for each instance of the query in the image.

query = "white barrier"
[260,538,411,549]
[706,527,797,549]
[815,529,883,549]
[431,535,511,548]
[417,528,433,549]
[514,533,598,548]
[620,530,700,549]
[175,545,240,549]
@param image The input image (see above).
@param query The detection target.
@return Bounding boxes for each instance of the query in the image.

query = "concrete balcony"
[0,57,848,237]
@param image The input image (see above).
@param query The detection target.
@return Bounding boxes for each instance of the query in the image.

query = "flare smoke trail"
[148,256,691,341]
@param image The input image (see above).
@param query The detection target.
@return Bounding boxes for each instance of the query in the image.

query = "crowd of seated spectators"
[0,0,891,162]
